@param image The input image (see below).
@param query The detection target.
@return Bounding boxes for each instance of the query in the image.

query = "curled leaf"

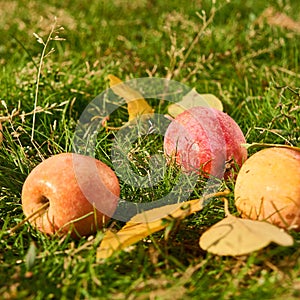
[199,200,294,256]
[168,89,223,118]
[97,199,203,260]
[107,74,154,123]
[97,190,230,260]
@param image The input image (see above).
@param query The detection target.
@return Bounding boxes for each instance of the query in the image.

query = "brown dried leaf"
[257,7,300,33]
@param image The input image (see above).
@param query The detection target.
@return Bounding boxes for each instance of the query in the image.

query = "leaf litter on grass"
[199,198,294,256]
[104,74,154,129]
[167,88,223,118]
[1,1,300,298]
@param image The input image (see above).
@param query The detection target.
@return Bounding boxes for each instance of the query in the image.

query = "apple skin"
[21,153,120,238]
[235,147,300,230]
[164,106,247,178]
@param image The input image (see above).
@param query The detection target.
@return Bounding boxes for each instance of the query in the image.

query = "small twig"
[0,101,69,123]
[254,127,293,146]
[222,197,231,217]
[0,110,19,122]
[31,18,58,141]
[272,66,300,80]
[175,7,216,77]
[56,211,95,235]
[242,142,299,152]
[7,202,50,235]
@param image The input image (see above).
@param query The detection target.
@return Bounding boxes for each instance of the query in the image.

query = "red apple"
[164,106,247,178]
[21,153,120,238]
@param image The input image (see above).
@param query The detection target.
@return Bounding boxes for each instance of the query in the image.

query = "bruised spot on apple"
[164,106,247,178]
[21,153,120,238]
[235,147,300,230]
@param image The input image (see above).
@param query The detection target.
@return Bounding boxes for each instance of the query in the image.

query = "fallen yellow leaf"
[199,199,294,256]
[97,200,202,260]
[168,89,223,118]
[107,74,154,123]
[97,190,230,260]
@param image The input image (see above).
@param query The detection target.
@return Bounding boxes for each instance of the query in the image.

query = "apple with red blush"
[164,106,247,178]
[21,153,120,238]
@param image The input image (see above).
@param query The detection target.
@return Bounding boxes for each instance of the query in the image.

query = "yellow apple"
[235,147,300,230]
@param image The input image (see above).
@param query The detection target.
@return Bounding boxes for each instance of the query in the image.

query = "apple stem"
[7,201,50,235]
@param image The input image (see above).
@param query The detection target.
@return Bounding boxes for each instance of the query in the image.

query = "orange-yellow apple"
[235,147,300,230]
[21,153,120,238]
[164,106,247,178]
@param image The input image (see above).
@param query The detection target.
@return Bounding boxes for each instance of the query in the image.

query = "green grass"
[1,0,300,299]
